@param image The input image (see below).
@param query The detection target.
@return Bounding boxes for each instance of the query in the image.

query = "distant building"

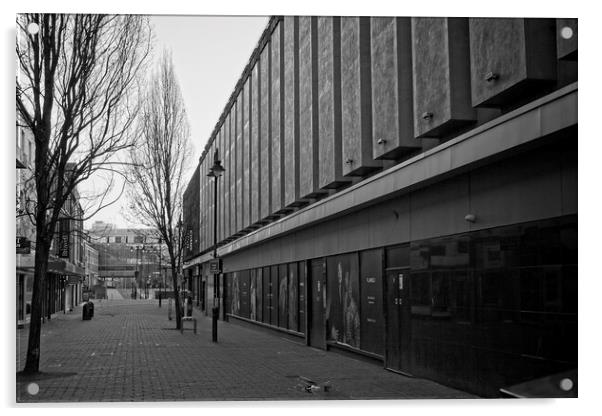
[88,223,171,297]
[84,238,99,289]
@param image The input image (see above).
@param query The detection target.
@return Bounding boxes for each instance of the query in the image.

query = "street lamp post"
[207,148,225,343]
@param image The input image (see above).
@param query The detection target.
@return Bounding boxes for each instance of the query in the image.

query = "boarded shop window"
[262,266,270,324]
[278,264,288,329]
[288,262,299,332]
[256,268,263,322]
[230,271,240,316]
[326,253,361,348]
[250,269,257,321]
[240,270,250,319]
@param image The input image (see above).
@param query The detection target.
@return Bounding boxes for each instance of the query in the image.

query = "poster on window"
[288,262,298,332]
[278,264,288,329]
[240,270,250,319]
[327,253,360,348]
[230,271,240,316]
[250,270,257,321]
[256,268,263,322]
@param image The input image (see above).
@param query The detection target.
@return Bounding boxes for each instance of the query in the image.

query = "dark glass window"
[386,244,409,269]
[410,242,430,270]
[431,272,450,318]
[410,272,431,316]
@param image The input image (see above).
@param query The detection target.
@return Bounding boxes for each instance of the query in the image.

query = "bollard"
[212,306,218,343]
[158,294,162,308]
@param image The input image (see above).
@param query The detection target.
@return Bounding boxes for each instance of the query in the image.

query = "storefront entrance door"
[385,268,411,374]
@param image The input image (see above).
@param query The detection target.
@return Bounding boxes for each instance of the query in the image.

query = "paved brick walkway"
[16,299,477,402]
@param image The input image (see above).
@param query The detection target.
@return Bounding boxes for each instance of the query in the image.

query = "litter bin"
[88,301,94,318]
[82,302,91,320]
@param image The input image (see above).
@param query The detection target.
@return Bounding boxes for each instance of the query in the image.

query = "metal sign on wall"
[58,219,70,258]
[209,259,222,274]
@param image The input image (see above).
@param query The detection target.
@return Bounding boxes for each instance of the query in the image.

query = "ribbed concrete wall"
[189,16,576,254]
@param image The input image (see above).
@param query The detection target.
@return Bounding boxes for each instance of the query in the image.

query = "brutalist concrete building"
[183,16,577,397]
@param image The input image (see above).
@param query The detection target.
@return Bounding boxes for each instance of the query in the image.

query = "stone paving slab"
[16,299,477,403]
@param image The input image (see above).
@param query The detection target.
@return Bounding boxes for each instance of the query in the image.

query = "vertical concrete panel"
[251,64,260,224]
[199,158,208,251]
[260,43,272,220]
[412,17,475,138]
[236,96,243,234]
[283,16,300,207]
[371,17,418,159]
[271,22,284,213]
[229,108,236,237]
[208,143,215,250]
[318,17,349,190]
[224,115,231,240]
[218,128,224,243]
[199,158,204,251]
[469,18,557,107]
[298,16,319,199]
[242,79,250,229]
[341,17,381,177]
[205,157,210,251]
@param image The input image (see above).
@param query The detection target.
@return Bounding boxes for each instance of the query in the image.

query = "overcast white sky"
[83,15,269,229]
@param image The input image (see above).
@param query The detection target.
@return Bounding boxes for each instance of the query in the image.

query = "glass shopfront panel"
[288,262,299,332]
[270,265,278,327]
[407,215,577,396]
[278,264,288,329]
[240,269,250,319]
[250,269,257,321]
[256,268,263,322]
[228,272,239,316]
[299,261,306,334]
[262,266,271,324]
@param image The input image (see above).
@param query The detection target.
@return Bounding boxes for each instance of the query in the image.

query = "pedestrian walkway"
[16,299,477,402]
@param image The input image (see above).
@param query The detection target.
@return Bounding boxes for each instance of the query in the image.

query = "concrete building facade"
[182,17,578,397]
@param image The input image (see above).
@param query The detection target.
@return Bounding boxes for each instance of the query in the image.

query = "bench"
[180,316,197,334]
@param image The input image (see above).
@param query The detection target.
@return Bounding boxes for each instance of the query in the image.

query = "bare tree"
[125,51,192,330]
[16,14,152,374]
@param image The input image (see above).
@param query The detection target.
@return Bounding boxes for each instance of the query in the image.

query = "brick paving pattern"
[16,299,477,402]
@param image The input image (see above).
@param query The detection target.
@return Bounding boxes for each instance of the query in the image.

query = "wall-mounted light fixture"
[464,214,476,223]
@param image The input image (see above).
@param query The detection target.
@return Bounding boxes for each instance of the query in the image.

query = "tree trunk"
[171,264,182,330]
[22,230,50,374]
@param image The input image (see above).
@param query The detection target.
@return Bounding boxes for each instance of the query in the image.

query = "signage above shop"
[16,236,31,254]
[58,218,70,258]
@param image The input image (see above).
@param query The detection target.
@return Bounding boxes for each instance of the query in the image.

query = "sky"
[82,14,269,229]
